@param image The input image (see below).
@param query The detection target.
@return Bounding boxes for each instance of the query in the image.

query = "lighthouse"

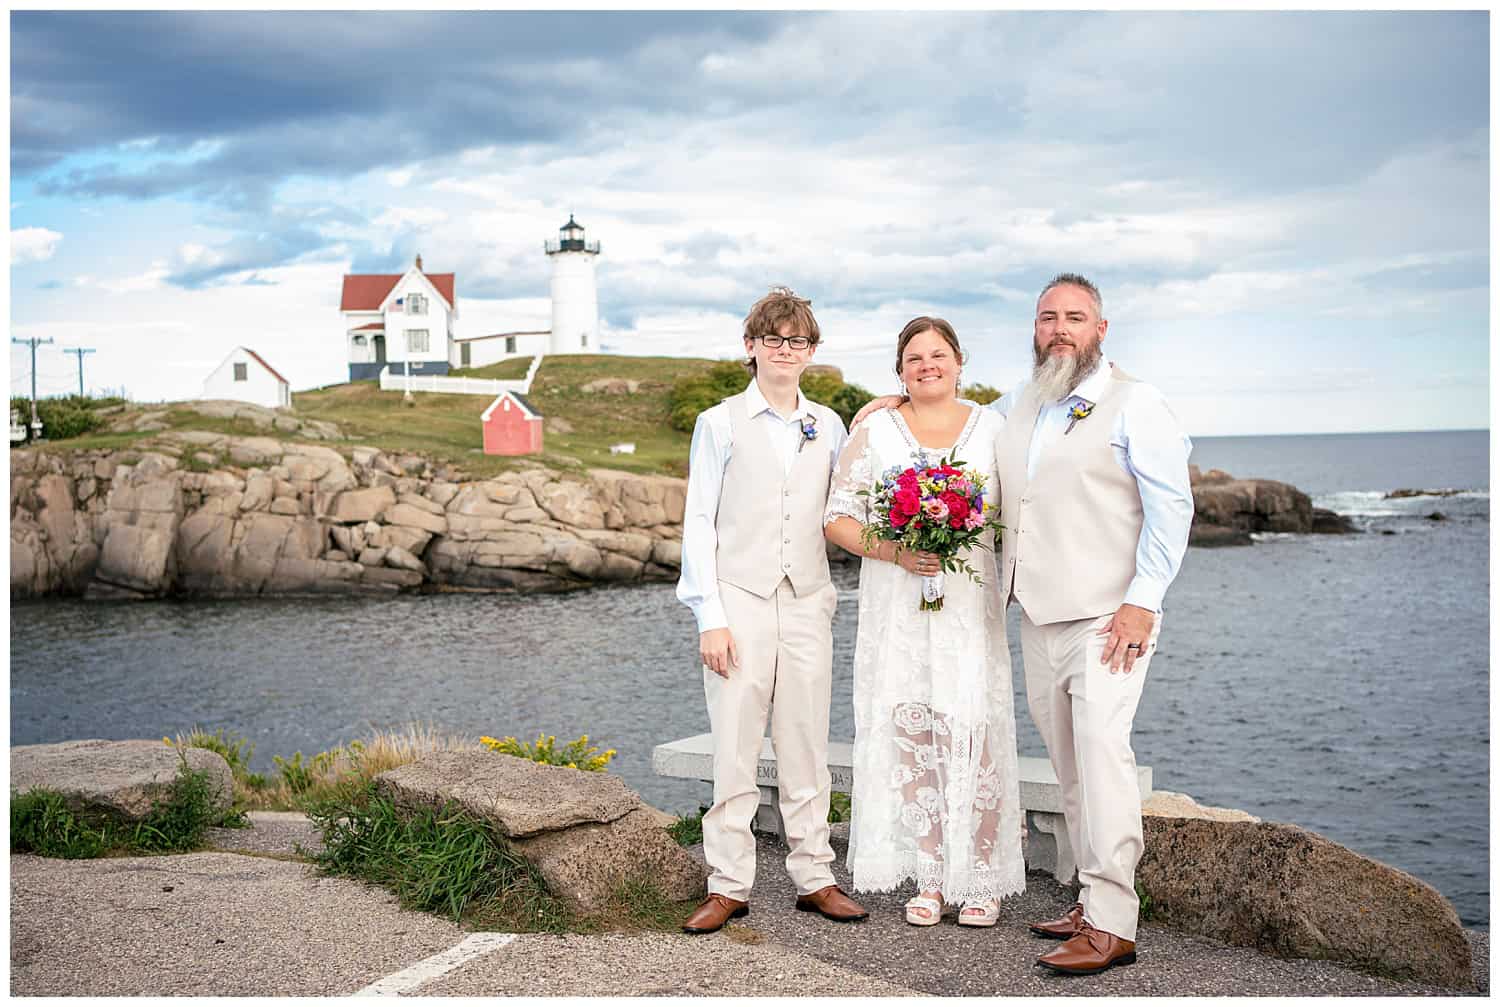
[544,214,601,354]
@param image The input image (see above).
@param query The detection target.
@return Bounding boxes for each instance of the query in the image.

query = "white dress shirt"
[992,354,1193,613]
[677,379,849,633]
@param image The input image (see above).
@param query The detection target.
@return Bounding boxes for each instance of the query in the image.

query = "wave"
[1315,489,1488,517]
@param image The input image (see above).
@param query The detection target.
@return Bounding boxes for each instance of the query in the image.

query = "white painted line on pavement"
[353,932,519,996]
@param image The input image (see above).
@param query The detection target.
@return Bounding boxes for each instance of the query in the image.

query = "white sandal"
[957,899,1000,928]
[904,894,944,927]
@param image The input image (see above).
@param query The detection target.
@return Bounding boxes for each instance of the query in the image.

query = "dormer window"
[406,292,427,315]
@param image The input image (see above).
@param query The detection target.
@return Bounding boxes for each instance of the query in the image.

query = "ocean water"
[9,429,1489,926]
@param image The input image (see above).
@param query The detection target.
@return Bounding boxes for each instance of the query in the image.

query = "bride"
[822,317,1025,927]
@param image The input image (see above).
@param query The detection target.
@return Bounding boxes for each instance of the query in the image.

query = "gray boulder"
[376,750,640,839]
[1138,817,1472,989]
[374,750,706,914]
[11,739,233,823]
[511,807,706,913]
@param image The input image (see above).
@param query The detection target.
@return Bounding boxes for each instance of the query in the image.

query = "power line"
[64,347,97,397]
[11,337,54,438]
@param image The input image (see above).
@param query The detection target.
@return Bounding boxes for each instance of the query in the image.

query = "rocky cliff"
[11,432,686,599]
[11,432,1362,598]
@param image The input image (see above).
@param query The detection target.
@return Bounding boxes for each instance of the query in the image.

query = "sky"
[8,10,1491,436]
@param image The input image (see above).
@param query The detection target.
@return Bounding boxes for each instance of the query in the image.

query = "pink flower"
[923,498,950,521]
[964,509,984,530]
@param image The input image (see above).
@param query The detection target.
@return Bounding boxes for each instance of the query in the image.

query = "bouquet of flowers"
[857,454,1003,612]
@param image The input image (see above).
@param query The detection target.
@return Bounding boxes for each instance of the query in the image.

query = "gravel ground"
[719,825,1489,997]
[205,811,323,858]
[9,852,462,996]
[11,813,1486,997]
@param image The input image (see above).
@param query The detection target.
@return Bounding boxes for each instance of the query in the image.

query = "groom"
[995,273,1193,974]
[675,286,868,934]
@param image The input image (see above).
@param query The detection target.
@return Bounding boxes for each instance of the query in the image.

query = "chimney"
[415,253,423,272]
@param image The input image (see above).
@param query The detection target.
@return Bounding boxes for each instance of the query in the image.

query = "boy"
[675,286,868,933]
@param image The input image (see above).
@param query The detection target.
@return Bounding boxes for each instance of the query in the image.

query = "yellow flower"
[566,762,577,769]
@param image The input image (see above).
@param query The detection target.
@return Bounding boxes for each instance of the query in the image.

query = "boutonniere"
[797,415,819,453]
[1064,400,1094,435]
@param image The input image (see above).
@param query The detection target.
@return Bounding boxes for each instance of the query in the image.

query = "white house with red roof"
[341,254,458,381]
[202,346,291,409]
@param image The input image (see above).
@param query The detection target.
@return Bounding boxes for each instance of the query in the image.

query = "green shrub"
[170,726,255,780]
[480,733,616,772]
[9,395,121,442]
[667,360,749,433]
[129,763,233,851]
[11,755,236,857]
[668,806,707,847]
[272,751,335,794]
[828,792,852,824]
[960,383,1004,405]
[306,781,570,930]
[666,360,877,433]
[11,790,112,859]
[305,781,693,933]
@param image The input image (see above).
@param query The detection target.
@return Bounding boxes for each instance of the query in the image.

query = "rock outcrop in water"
[1189,466,1356,547]
[10,433,686,599]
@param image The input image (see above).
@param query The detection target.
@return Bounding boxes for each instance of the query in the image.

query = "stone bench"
[652,733,1152,884]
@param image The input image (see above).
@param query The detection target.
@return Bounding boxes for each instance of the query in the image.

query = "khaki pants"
[1020,609,1160,941]
[702,578,838,900]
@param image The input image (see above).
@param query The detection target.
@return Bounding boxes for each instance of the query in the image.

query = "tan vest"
[995,367,1144,625]
[715,391,835,599]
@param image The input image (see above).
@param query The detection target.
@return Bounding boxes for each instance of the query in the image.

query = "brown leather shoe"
[1029,901,1085,939]
[794,884,869,922]
[682,893,749,934]
[1036,922,1137,975]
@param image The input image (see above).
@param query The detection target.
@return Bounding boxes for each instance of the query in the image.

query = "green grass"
[11,756,243,858]
[294,354,720,479]
[668,807,707,846]
[14,353,754,479]
[306,781,695,933]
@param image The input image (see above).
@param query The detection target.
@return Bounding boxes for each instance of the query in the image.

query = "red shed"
[481,391,544,456]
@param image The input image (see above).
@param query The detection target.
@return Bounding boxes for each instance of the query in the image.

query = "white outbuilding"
[202,347,291,409]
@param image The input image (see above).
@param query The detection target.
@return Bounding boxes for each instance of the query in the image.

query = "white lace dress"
[824,406,1026,905]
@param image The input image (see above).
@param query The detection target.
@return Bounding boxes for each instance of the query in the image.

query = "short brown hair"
[894,316,964,378]
[742,286,820,374]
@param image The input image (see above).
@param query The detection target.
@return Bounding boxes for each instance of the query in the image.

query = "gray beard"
[1031,342,1102,402]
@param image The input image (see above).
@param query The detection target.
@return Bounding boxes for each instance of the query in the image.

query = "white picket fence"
[379,354,543,396]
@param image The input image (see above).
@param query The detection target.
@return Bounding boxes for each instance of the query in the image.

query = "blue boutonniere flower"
[798,416,819,453]
[1064,400,1094,435]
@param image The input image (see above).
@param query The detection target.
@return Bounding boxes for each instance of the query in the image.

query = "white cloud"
[100,264,172,295]
[12,227,63,265]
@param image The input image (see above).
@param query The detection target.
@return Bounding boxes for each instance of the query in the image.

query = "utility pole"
[64,347,96,398]
[12,336,55,440]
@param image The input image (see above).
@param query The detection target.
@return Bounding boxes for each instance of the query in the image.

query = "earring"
[899,379,908,397]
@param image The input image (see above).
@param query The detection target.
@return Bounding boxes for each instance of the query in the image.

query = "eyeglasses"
[755,334,815,350]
